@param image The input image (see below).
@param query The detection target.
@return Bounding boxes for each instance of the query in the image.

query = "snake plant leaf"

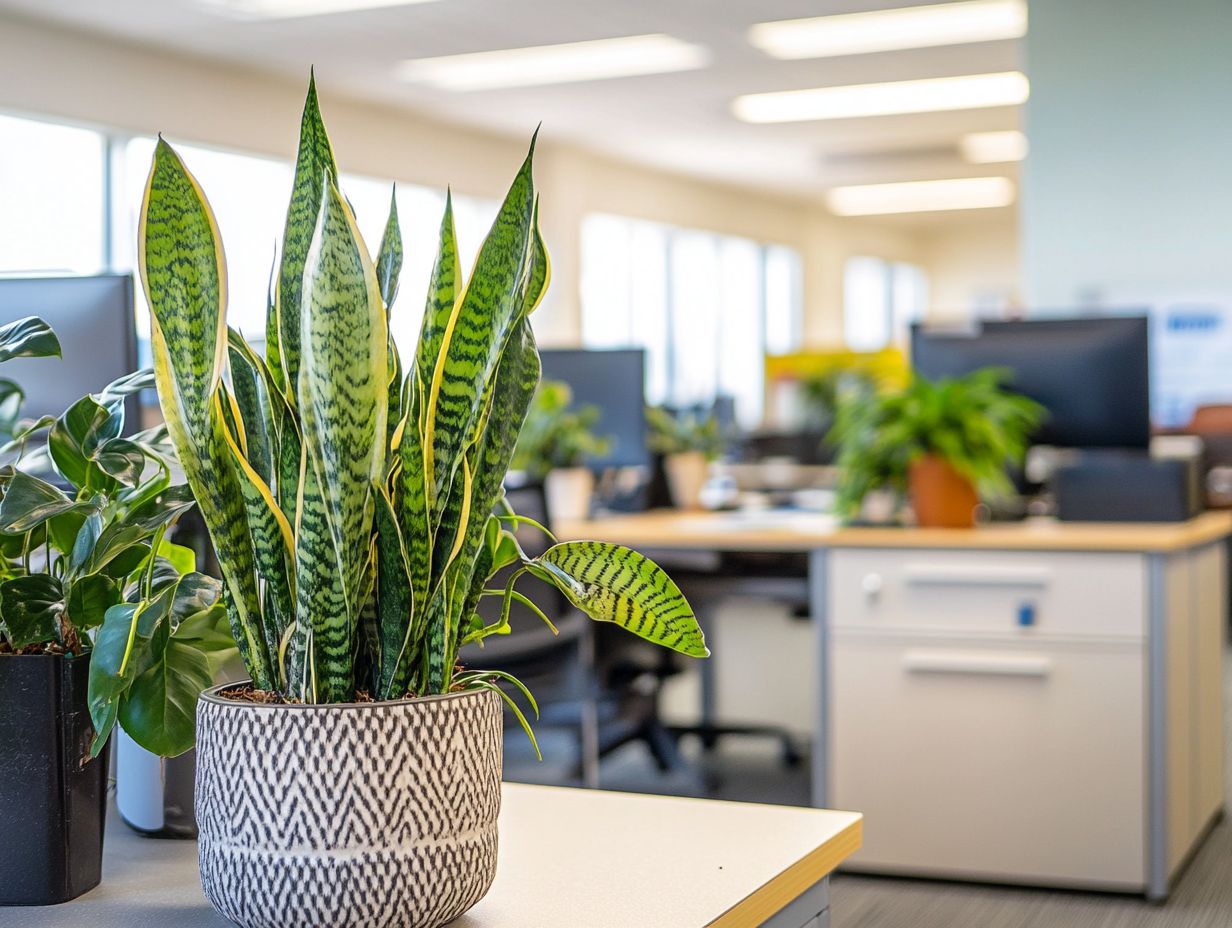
[0,574,64,648]
[227,328,274,483]
[375,187,403,311]
[528,541,709,658]
[0,315,61,362]
[414,191,460,390]
[277,72,339,394]
[373,483,414,698]
[423,142,535,506]
[296,178,387,701]
[140,138,273,689]
[522,198,550,315]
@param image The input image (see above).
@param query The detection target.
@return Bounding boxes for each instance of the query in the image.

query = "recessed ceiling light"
[749,0,1026,60]
[202,0,440,19]
[826,176,1015,216]
[397,35,709,92]
[960,129,1028,163]
[733,71,1028,123]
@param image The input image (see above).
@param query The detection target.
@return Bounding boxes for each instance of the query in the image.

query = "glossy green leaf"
[0,316,61,363]
[0,574,64,648]
[373,483,413,699]
[529,541,709,658]
[66,574,121,630]
[93,437,148,487]
[0,471,92,533]
[375,186,403,311]
[120,636,212,758]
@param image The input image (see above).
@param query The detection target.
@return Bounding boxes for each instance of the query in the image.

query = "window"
[843,256,928,350]
[580,213,802,428]
[0,113,106,275]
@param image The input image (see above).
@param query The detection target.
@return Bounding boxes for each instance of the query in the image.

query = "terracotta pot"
[665,451,711,510]
[908,454,980,528]
[196,685,502,928]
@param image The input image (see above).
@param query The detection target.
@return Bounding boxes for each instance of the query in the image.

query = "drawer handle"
[903,564,1052,588]
[901,650,1053,678]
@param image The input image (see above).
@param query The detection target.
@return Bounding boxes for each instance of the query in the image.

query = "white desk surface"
[559,509,1232,554]
[4,784,861,928]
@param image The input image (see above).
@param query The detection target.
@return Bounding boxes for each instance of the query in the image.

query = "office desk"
[4,784,862,928]
[559,510,1232,899]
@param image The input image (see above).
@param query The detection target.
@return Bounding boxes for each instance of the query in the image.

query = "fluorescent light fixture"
[203,0,440,19]
[960,129,1028,163]
[398,35,709,92]
[749,0,1026,60]
[733,71,1028,123]
[826,176,1015,215]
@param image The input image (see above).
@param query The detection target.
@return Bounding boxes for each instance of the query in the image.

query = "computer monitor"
[0,275,139,431]
[538,348,648,469]
[910,316,1151,450]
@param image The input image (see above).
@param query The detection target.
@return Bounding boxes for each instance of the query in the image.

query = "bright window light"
[826,177,1015,216]
[749,0,1026,60]
[398,34,709,91]
[960,129,1028,163]
[733,71,1028,123]
[202,0,440,19]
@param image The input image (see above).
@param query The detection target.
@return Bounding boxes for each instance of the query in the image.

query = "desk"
[3,784,862,928]
[559,510,1232,899]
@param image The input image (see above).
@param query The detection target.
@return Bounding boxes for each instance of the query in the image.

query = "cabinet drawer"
[829,548,1146,638]
[831,633,1145,887]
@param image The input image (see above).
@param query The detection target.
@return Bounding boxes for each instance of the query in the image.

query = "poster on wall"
[1146,298,1232,428]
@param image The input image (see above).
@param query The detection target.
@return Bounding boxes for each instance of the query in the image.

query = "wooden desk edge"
[706,815,863,928]
[560,511,1232,554]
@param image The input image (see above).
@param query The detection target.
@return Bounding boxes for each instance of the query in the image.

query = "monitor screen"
[0,275,139,431]
[538,348,647,469]
[911,316,1150,450]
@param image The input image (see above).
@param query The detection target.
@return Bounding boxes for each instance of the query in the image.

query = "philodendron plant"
[139,76,706,734]
[0,316,235,757]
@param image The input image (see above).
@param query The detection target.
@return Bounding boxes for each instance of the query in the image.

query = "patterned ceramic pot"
[195,684,503,928]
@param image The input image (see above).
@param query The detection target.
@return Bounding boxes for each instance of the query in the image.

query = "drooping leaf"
[0,316,61,363]
[0,574,64,648]
[528,541,709,658]
[119,635,213,758]
[48,395,123,490]
[93,437,148,487]
[127,483,197,533]
[65,574,121,630]
[296,178,387,701]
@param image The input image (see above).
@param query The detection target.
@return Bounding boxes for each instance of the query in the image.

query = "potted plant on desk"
[139,75,707,928]
[830,368,1043,528]
[511,379,612,520]
[646,405,724,510]
[0,318,232,905]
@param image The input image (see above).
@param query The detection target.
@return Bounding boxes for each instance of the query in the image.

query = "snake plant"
[139,76,707,720]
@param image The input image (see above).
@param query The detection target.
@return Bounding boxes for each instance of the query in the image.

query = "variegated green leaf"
[296,178,387,701]
[373,483,414,698]
[375,187,403,311]
[422,141,535,507]
[528,541,709,658]
[277,72,339,395]
[227,328,273,483]
[140,139,273,688]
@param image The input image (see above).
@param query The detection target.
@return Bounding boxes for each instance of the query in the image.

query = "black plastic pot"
[0,652,110,905]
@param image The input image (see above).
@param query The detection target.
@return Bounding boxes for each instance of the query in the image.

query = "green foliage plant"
[138,76,707,741]
[511,380,612,480]
[645,405,725,460]
[829,367,1045,520]
[0,317,235,758]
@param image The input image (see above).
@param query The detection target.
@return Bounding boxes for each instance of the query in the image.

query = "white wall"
[0,11,925,350]
[919,216,1021,322]
[1022,0,1232,309]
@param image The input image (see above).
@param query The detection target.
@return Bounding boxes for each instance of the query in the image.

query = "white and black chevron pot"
[195,684,503,928]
